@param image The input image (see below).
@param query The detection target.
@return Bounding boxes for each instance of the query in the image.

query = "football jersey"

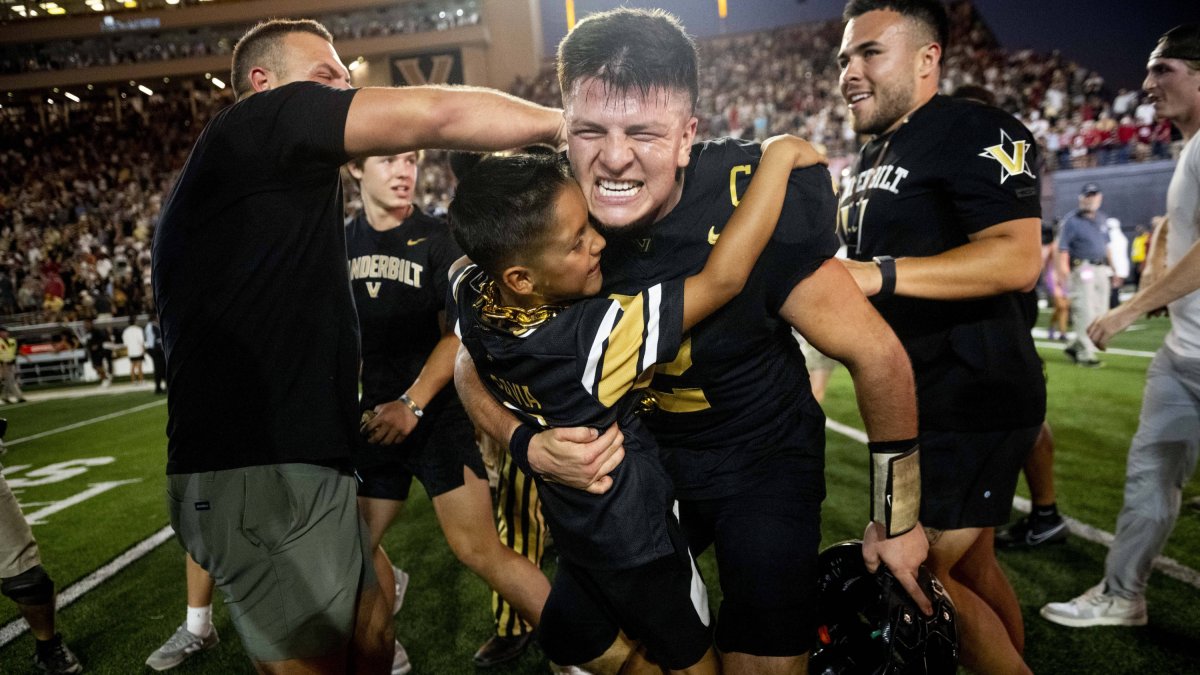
[598,138,839,499]
[346,209,462,407]
[838,95,1046,431]
[453,264,685,569]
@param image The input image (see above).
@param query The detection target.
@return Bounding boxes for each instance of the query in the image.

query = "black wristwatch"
[873,255,897,298]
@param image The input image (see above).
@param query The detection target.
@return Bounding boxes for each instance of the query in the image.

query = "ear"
[916,42,941,81]
[500,265,535,297]
[677,116,699,168]
[347,162,364,181]
[249,66,273,93]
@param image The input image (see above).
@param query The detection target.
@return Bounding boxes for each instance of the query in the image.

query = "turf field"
[1,312,1198,674]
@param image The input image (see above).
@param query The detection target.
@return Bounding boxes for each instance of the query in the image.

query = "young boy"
[449,135,816,674]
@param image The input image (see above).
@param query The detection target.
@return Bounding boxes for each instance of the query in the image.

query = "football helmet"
[810,540,958,675]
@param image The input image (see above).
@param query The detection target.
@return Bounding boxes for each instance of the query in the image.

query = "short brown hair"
[230,19,333,99]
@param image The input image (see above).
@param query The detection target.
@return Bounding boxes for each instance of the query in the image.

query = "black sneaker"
[1063,345,1079,363]
[472,633,531,668]
[996,514,1068,548]
[1078,359,1104,369]
[34,634,83,674]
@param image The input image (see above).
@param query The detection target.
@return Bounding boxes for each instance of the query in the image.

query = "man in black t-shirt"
[346,152,551,672]
[457,9,929,674]
[152,17,564,673]
[836,2,1045,672]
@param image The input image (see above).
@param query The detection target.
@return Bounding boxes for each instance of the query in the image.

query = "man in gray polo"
[1057,183,1112,367]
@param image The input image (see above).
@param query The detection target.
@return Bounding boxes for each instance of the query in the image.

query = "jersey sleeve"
[762,165,841,312]
[579,278,685,408]
[250,82,359,170]
[945,106,1042,235]
[449,263,480,339]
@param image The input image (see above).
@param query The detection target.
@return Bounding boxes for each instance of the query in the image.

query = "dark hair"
[449,154,573,280]
[230,19,334,98]
[557,8,698,112]
[843,0,949,63]
[950,83,995,106]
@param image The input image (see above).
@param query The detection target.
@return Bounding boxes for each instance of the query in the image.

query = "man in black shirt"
[153,18,564,674]
[836,1,1044,672]
[457,9,928,674]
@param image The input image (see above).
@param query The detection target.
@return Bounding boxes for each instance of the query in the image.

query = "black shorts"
[678,451,825,657]
[538,511,713,670]
[919,424,1040,530]
[353,398,484,501]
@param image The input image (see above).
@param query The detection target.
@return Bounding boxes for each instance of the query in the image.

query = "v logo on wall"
[391,50,464,86]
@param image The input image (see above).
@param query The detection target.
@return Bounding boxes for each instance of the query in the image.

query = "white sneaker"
[145,624,219,670]
[392,566,409,616]
[1040,582,1148,627]
[550,665,596,674]
[391,638,412,675]
[99,378,111,388]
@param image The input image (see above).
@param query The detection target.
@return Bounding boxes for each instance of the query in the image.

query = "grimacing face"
[838,10,926,135]
[563,77,697,231]
[265,31,352,91]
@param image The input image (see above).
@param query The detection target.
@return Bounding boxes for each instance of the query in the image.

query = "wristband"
[873,255,897,298]
[508,423,540,478]
[868,438,920,538]
[399,393,424,419]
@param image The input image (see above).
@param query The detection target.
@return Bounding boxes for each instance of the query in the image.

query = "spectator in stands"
[0,327,26,404]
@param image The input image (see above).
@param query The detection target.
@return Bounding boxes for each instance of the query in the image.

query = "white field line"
[825,418,1200,591]
[6,399,166,447]
[1033,339,1156,359]
[0,526,176,648]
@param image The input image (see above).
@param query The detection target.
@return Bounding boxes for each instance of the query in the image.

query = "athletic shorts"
[0,471,41,579]
[167,463,375,662]
[919,424,1041,530]
[677,451,825,657]
[354,399,484,501]
[538,510,712,670]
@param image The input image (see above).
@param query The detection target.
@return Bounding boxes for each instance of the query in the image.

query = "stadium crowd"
[0,1,481,75]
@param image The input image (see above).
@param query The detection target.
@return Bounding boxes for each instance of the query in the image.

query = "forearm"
[1056,248,1071,283]
[405,333,459,409]
[454,345,520,446]
[844,335,918,442]
[345,86,564,158]
[892,231,1042,299]
[1120,240,1200,315]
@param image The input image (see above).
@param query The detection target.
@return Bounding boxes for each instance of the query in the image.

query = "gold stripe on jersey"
[594,292,655,408]
[492,448,545,637]
[648,338,713,413]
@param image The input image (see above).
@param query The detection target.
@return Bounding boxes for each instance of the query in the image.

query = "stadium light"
[166,0,180,4]
[210,77,226,90]
[47,98,54,104]
[138,84,153,96]
[65,92,80,102]
[718,0,728,19]
[565,0,575,30]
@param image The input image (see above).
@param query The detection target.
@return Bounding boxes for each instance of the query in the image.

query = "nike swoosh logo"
[1025,520,1067,544]
[407,238,428,246]
[707,227,720,245]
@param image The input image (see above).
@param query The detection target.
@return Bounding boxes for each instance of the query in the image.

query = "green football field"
[1,313,1199,674]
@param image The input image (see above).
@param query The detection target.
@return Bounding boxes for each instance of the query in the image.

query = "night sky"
[539,0,1200,92]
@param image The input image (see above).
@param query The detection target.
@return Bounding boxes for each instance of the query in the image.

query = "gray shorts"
[0,471,41,580]
[167,463,375,662]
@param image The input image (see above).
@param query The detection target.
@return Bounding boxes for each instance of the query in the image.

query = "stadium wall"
[1048,160,1175,231]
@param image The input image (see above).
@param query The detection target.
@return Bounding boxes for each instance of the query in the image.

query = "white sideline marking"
[0,525,176,648]
[825,418,1200,591]
[22,480,141,525]
[1033,339,1156,359]
[7,400,166,447]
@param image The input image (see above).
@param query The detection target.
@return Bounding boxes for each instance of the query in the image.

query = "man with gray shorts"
[152,18,565,672]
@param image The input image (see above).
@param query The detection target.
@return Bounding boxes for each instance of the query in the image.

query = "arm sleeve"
[252,82,360,170]
[580,278,686,408]
[945,107,1042,235]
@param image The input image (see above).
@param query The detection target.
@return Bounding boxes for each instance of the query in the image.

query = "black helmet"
[810,540,958,675]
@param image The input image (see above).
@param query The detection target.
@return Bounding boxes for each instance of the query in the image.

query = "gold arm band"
[870,445,921,537]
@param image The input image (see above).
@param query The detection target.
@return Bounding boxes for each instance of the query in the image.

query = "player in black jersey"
[456,8,929,674]
[836,2,1044,672]
[451,136,815,674]
[346,152,551,671]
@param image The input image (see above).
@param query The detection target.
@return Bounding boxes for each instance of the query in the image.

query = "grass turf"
[1,312,1199,673]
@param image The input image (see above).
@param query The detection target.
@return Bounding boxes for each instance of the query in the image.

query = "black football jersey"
[453,264,685,569]
[598,138,839,499]
[346,209,462,407]
[838,95,1046,431]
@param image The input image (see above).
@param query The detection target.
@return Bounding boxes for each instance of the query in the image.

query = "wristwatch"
[399,393,424,419]
[872,255,897,298]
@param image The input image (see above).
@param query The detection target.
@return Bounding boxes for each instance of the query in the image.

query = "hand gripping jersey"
[346,209,462,407]
[598,138,840,499]
[838,95,1045,432]
[453,265,686,569]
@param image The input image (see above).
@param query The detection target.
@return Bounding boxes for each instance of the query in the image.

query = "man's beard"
[853,80,915,136]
